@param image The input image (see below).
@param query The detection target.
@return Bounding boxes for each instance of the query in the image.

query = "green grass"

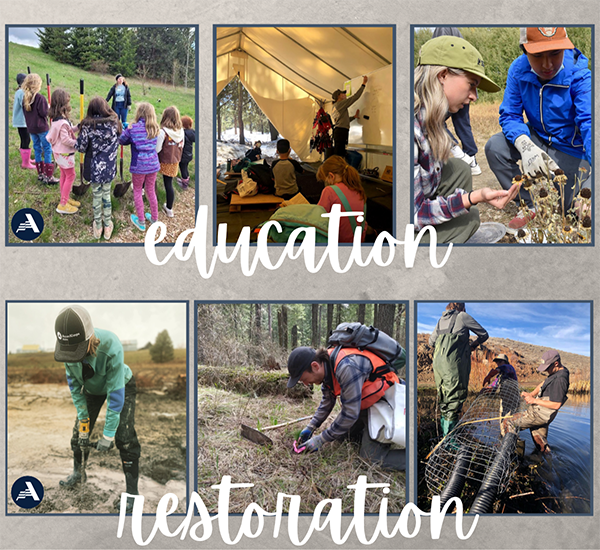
[8,42,196,243]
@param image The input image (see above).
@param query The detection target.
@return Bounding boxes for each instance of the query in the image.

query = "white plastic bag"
[237,169,258,198]
[368,382,406,447]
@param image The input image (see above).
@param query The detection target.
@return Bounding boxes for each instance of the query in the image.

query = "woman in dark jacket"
[106,74,132,128]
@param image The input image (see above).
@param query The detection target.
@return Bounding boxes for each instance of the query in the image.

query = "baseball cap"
[16,73,26,86]
[537,350,561,372]
[54,305,95,363]
[332,89,346,101]
[287,346,316,388]
[520,27,574,54]
[493,353,509,363]
[418,36,500,93]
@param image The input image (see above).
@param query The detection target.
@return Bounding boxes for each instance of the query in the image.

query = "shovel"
[241,415,312,447]
[113,145,131,197]
[46,73,51,105]
[72,80,91,197]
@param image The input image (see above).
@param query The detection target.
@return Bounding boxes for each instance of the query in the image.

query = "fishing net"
[425,378,528,504]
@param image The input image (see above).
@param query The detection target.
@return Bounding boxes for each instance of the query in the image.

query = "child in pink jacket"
[46,89,79,215]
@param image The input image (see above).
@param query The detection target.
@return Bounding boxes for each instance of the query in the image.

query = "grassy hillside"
[8,43,196,243]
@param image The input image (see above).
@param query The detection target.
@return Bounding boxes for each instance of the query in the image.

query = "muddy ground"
[7,381,187,514]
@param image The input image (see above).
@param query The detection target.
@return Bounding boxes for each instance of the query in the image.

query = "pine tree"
[150,330,175,363]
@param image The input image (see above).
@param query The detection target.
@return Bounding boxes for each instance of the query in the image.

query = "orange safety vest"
[326,347,399,410]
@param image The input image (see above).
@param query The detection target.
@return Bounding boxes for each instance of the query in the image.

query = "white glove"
[514,135,560,179]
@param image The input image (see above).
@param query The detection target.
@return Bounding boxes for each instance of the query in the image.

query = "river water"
[520,393,591,513]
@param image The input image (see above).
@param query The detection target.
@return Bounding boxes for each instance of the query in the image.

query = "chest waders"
[432,313,471,434]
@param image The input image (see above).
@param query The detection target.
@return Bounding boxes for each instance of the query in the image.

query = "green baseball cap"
[418,36,500,93]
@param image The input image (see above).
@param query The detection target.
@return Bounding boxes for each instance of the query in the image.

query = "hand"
[514,135,559,179]
[479,183,520,209]
[362,76,368,85]
[523,394,536,405]
[304,434,324,453]
[96,436,114,452]
[355,109,360,119]
[298,427,314,444]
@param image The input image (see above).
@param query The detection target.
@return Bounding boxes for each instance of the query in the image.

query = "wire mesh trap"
[425,378,528,513]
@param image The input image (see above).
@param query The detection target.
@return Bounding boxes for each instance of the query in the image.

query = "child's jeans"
[31,132,53,163]
[132,172,158,222]
[92,181,113,226]
[59,167,76,205]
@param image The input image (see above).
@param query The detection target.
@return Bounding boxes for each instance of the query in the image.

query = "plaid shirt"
[414,107,468,230]
[308,354,373,442]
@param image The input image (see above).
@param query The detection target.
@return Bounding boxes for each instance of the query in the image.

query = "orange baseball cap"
[520,27,574,54]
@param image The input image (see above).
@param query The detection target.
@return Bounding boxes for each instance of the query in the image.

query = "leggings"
[163,175,175,209]
[132,172,158,222]
[92,181,112,226]
[59,167,76,205]
[18,127,31,149]
[179,160,190,180]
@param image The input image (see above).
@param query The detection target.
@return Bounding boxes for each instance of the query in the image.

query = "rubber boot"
[122,458,140,514]
[44,162,59,184]
[20,149,36,169]
[59,451,87,488]
[35,161,44,182]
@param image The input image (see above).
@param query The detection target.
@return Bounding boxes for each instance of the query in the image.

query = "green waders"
[432,314,472,435]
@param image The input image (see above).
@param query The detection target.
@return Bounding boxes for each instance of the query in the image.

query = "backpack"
[247,164,275,194]
[327,322,406,376]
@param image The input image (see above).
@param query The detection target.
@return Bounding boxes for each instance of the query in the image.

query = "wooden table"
[229,193,284,213]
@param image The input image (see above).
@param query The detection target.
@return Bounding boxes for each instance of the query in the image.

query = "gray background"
[1,1,599,548]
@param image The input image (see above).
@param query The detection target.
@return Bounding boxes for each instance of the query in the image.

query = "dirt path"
[7,383,186,514]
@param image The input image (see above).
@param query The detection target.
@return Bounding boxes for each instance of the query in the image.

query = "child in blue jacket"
[485,27,591,231]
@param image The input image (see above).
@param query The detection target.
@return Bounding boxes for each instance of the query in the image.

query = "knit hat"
[520,27,574,54]
[287,347,316,388]
[418,36,500,93]
[54,305,94,363]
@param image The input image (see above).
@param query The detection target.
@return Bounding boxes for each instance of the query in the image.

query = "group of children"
[12,72,195,239]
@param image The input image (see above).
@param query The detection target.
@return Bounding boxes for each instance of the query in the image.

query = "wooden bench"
[229,193,284,213]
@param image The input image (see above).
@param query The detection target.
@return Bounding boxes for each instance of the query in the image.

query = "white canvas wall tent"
[216,27,393,161]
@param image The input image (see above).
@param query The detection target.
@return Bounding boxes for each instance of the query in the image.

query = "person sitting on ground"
[286,346,404,470]
[482,353,518,388]
[272,139,303,200]
[507,350,570,455]
[244,140,262,162]
[485,27,591,231]
[414,36,521,243]
[317,155,367,243]
[331,76,367,159]
[432,27,482,176]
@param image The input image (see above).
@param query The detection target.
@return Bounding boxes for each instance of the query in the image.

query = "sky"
[8,27,41,48]
[417,302,591,357]
[7,302,187,353]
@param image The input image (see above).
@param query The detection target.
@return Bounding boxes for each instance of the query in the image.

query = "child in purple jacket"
[119,102,160,231]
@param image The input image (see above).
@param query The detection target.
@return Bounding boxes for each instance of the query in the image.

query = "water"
[520,393,591,513]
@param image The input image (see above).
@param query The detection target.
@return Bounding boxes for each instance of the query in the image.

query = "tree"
[376,304,396,337]
[150,330,175,363]
[311,304,319,348]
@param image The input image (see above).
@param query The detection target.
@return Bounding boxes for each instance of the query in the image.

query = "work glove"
[514,135,559,179]
[96,435,115,452]
[298,427,314,444]
[304,434,324,453]
[78,418,90,449]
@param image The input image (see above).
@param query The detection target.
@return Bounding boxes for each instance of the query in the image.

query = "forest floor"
[197,375,406,514]
[7,356,187,514]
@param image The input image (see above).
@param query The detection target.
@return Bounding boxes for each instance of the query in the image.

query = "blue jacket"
[499,49,591,164]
